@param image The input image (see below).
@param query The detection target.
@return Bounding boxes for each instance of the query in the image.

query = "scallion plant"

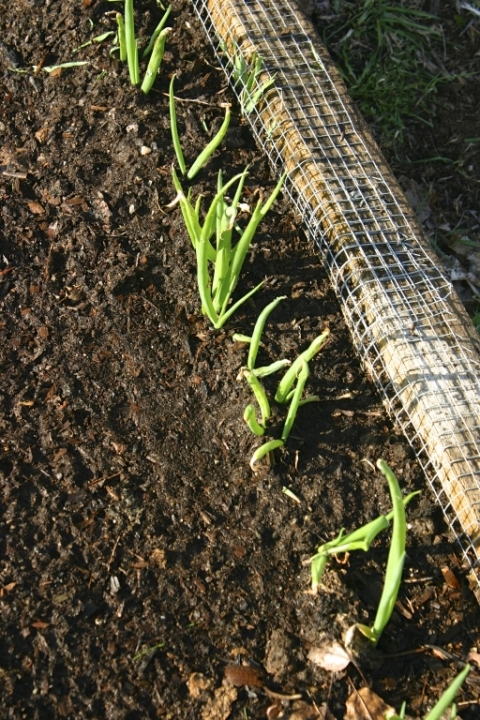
[308,472,419,595]
[236,316,329,471]
[225,41,277,115]
[354,459,409,647]
[114,1,171,93]
[171,167,286,329]
[275,330,330,403]
[309,460,416,650]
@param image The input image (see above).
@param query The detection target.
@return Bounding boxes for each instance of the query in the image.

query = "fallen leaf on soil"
[28,201,45,215]
[307,640,351,672]
[344,687,395,720]
[0,582,17,596]
[224,663,264,687]
[466,649,480,667]
[31,620,49,629]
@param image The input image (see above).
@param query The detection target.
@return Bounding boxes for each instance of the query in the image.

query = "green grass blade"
[247,296,286,370]
[141,27,170,94]
[187,105,231,180]
[169,75,187,175]
[124,0,139,85]
[141,4,172,59]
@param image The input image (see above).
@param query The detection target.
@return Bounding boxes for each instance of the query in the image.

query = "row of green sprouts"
[110,4,471,715]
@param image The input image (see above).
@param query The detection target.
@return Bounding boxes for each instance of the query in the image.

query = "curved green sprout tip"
[253,359,290,378]
[141,4,172,60]
[141,28,171,94]
[281,359,309,443]
[187,105,232,180]
[169,80,231,178]
[247,296,286,370]
[371,459,407,643]
[308,462,419,602]
[250,439,284,472]
[275,330,330,403]
[243,405,265,436]
[242,369,271,425]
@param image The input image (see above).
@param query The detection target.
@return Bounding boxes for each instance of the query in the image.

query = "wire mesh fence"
[190,0,480,596]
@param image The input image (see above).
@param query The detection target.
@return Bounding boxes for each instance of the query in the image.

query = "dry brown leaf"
[31,620,49,629]
[307,640,351,672]
[28,201,45,215]
[466,649,480,667]
[344,686,395,720]
[224,663,264,688]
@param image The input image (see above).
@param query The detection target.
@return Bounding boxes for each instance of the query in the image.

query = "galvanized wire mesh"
[190,0,480,596]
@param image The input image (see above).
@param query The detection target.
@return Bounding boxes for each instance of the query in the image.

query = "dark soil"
[1,1,479,718]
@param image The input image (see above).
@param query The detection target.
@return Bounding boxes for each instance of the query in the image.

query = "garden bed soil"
[1,1,479,718]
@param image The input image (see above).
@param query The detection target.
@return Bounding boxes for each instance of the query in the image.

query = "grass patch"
[320,0,455,150]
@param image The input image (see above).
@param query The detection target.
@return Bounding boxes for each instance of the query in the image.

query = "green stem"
[141,5,172,59]
[187,105,232,180]
[243,405,265,436]
[247,296,286,370]
[141,28,170,94]
[116,13,127,62]
[124,0,139,85]
[275,330,330,403]
[243,369,271,424]
[281,359,309,443]
[169,76,187,175]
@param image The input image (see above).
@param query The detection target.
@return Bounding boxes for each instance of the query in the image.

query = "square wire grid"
[191,0,480,595]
